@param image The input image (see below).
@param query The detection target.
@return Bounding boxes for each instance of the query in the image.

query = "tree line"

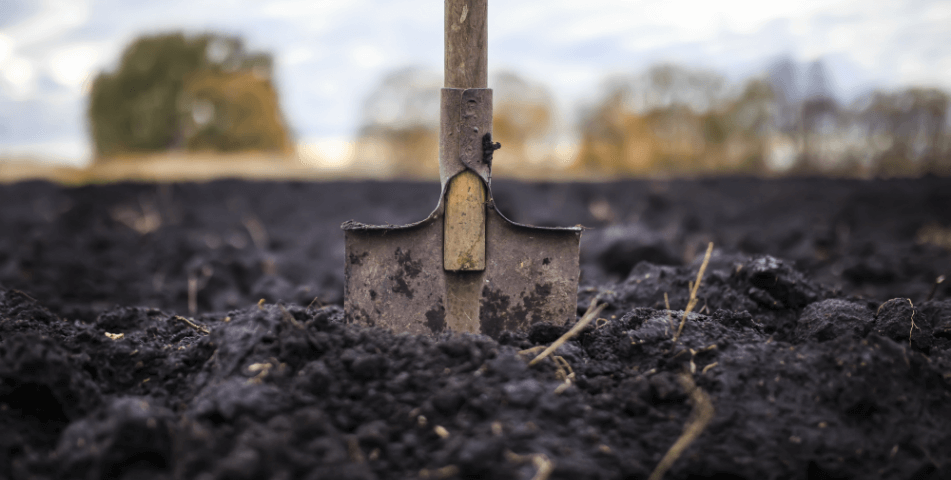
[88,33,950,178]
[358,61,951,178]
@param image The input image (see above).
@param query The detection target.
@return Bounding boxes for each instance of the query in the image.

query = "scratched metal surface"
[343,201,580,337]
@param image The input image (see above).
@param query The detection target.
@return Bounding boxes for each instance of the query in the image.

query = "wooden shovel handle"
[443,0,488,271]
[445,0,487,89]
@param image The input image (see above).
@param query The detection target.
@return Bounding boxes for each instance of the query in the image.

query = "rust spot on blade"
[425,303,446,334]
[480,288,512,339]
[389,247,424,299]
[511,283,553,326]
[349,252,368,266]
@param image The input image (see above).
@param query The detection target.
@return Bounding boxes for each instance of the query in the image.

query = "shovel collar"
[439,88,494,191]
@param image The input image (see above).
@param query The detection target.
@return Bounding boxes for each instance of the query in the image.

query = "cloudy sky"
[1,0,949,165]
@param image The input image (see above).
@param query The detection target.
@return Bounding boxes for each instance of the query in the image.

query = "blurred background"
[1,0,950,183]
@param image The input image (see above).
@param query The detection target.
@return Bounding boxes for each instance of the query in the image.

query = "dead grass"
[242,214,270,250]
[171,315,210,334]
[527,298,606,367]
[0,152,351,185]
[927,275,946,301]
[109,197,162,234]
[917,223,951,251]
[504,450,555,480]
[648,244,717,479]
[673,242,714,343]
[648,372,716,480]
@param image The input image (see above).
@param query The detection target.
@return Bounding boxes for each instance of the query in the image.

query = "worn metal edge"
[341,173,584,235]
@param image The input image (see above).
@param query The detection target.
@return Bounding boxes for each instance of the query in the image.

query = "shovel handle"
[445,0,487,89]
[443,0,488,271]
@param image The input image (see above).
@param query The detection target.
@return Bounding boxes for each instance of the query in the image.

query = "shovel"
[342,0,581,337]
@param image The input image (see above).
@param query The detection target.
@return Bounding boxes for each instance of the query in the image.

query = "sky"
[1,0,950,165]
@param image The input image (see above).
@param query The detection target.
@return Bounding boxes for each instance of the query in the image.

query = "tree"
[858,88,951,176]
[88,32,290,157]
[354,68,557,178]
[488,71,555,176]
[354,67,442,178]
[791,60,840,173]
[713,78,776,173]
[575,64,738,176]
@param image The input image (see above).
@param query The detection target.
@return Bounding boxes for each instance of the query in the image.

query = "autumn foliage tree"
[88,32,290,158]
[576,64,773,176]
[354,68,556,178]
[858,88,950,176]
[354,67,442,178]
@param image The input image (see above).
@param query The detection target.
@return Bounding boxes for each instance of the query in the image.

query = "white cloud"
[1,56,35,99]
[0,33,12,64]
[46,43,103,93]
[351,44,385,69]
[280,46,315,67]
[3,0,90,48]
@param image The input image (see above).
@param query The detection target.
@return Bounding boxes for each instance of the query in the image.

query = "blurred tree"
[354,67,441,178]
[576,64,761,176]
[713,78,776,173]
[575,89,657,176]
[791,60,840,173]
[858,88,950,176]
[88,32,290,157]
[354,67,558,178]
[489,71,555,176]
[181,70,289,152]
[766,57,801,133]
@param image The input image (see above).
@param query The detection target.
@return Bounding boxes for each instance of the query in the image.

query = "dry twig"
[673,242,713,343]
[188,275,198,316]
[505,451,555,480]
[518,345,547,358]
[419,465,460,479]
[171,315,210,334]
[927,275,945,302]
[648,372,715,480]
[529,299,606,367]
[243,215,270,250]
[278,304,304,329]
[664,292,673,335]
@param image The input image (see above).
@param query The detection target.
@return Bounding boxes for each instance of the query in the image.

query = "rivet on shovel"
[342,0,581,337]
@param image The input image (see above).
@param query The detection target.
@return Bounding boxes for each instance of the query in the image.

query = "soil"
[1,177,951,479]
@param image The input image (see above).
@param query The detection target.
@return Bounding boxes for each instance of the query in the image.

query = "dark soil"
[1,177,950,479]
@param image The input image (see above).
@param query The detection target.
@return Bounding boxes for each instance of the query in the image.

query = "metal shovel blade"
[343,199,580,337]
[342,0,580,337]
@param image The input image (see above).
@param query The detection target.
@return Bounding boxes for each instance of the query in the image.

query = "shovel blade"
[344,207,580,337]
